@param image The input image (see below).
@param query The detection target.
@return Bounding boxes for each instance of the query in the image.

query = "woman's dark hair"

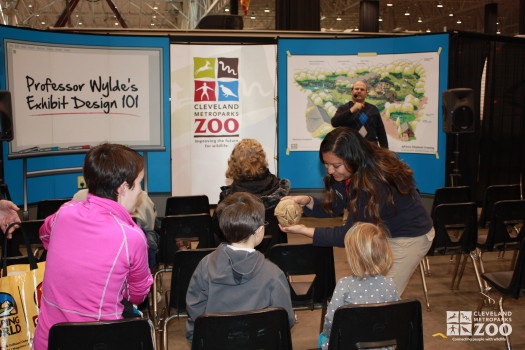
[215,192,265,243]
[319,127,415,223]
[84,143,144,201]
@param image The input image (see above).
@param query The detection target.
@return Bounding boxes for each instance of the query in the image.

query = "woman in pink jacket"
[33,143,153,350]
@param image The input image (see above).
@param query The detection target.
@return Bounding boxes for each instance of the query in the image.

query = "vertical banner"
[171,45,277,204]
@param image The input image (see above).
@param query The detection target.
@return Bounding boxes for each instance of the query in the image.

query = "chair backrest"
[159,213,215,265]
[36,198,71,220]
[479,184,521,228]
[48,317,154,350]
[0,220,45,265]
[256,208,288,256]
[165,195,210,216]
[327,299,423,350]
[268,243,336,307]
[431,186,471,218]
[169,248,215,314]
[191,307,292,350]
[430,202,478,255]
[482,200,525,252]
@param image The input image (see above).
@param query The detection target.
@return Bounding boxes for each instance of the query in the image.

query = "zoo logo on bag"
[0,293,23,337]
[444,310,512,342]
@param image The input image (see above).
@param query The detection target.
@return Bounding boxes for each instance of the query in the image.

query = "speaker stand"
[450,133,461,187]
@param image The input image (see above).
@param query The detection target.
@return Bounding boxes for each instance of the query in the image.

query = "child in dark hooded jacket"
[185,192,295,342]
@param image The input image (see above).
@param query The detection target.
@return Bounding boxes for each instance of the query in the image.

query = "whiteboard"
[5,40,164,155]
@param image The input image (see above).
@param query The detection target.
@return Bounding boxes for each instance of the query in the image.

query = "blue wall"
[0,26,171,205]
[277,34,449,194]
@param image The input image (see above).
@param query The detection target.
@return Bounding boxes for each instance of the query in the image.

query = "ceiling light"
[336,16,342,21]
[78,21,83,25]
[153,5,158,10]
[449,13,454,17]
[41,21,45,25]
[152,15,157,19]
[354,27,359,32]
[28,4,32,8]
[437,2,443,8]
[386,2,393,7]
[457,18,462,24]
[404,10,410,16]
[496,30,501,34]
[250,15,256,19]
[114,22,119,26]
[426,28,431,32]
[418,17,422,23]
[224,8,230,12]
[321,16,326,20]
[264,8,270,13]
[151,23,155,26]
[378,17,383,22]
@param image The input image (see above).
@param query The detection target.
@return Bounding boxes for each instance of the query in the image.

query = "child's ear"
[116,182,128,197]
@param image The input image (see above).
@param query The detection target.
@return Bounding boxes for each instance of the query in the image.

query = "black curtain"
[448,32,525,202]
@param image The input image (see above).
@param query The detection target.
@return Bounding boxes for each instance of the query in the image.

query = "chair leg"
[454,254,468,289]
[424,256,431,276]
[450,253,462,290]
[319,304,328,334]
[419,262,430,311]
[510,249,519,270]
[497,297,512,350]
[468,251,485,293]
[498,250,505,260]
[474,249,489,291]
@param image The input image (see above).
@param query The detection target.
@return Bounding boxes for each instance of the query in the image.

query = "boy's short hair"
[344,222,393,279]
[215,192,265,243]
[84,143,144,201]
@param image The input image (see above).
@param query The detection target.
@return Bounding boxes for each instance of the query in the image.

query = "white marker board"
[5,40,164,155]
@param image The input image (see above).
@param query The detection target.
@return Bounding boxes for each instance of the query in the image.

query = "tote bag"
[0,222,45,350]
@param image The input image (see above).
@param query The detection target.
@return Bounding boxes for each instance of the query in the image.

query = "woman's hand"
[281,195,313,209]
[278,224,315,239]
[0,200,21,238]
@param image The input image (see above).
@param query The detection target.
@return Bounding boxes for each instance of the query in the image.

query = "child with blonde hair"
[319,222,400,350]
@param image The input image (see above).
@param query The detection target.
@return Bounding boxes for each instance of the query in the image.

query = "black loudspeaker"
[0,91,13,141]
[442,88,475,134]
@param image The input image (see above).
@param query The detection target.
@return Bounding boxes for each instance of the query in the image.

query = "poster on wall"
[286,52,440,154]
[171,44,277,204]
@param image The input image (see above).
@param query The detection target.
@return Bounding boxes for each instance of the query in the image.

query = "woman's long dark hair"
[320,127,415,223]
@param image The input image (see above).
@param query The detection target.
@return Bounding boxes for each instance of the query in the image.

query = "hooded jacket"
[185,243,295,341]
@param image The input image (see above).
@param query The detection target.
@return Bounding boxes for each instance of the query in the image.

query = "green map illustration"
[293,59,428,141]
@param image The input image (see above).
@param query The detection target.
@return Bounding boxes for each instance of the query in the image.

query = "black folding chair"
[48,317,155,350]
[268,243,336,332]
[478,184,521,228]
[326,299,423,350]
[165,195,210,216]
[36,198,71,220]
[191,307,292,350]
[156,248,215,349]
[478,237,525,350]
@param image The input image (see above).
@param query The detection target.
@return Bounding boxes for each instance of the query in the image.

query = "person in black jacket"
[331,80,388,148]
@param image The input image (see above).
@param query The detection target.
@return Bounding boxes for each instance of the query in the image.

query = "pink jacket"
[33,194,153,350]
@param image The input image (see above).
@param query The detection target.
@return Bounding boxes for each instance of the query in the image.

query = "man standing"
[331,80,388,148]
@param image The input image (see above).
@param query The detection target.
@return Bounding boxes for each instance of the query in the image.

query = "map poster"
[286,52,440,154]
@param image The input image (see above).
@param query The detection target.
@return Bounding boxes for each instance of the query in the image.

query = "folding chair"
[268,243,336,332]
[155,248,215,349]
[165,195,210,216]
[478,184,520,228]
[48,317,156,350]
[191,307,292,350]
[326,299,423,350]
[478,237,525,350]
[36,198,71,220]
